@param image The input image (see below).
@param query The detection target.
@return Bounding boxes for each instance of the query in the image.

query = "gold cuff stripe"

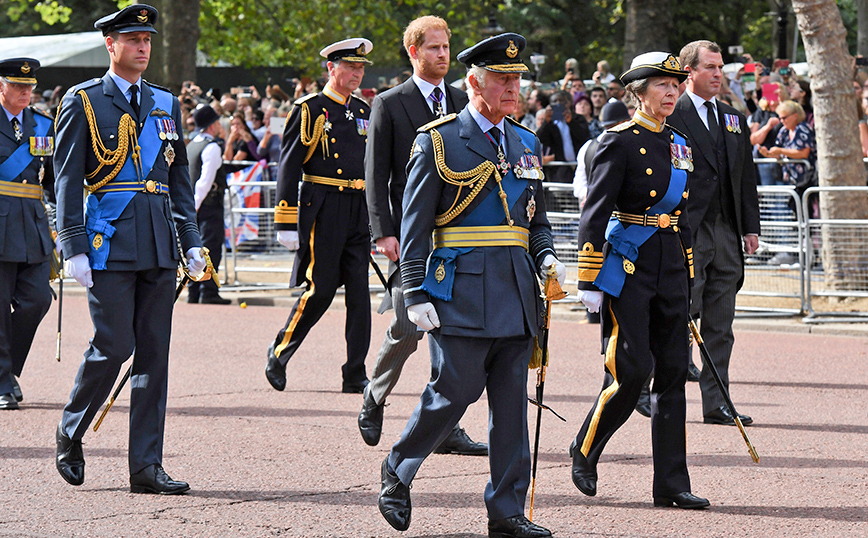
[0,182,43,199]
[578,268,600,282]
[302,173,365,190]
[433,225,529,250]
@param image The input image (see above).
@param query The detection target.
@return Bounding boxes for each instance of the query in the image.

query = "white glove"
[540,254,566,287]
[185,247,207,278]
[579,290,603,314]
[277,230,299,251]
[407,302,441,331]
[64,253,93,288]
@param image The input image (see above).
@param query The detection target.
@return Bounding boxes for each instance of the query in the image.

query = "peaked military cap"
[94,3,158,35]
[620,52,687,85]
[320,38,373,65]
[0,58,39,85]
[457,32,529,73]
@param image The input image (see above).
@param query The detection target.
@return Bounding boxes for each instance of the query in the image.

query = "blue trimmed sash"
[0,113,52,182]
[593,130,688,297]
[86,87,173,270]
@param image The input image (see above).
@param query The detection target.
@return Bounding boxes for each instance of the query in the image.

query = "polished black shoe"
[653,491,710,509]
[569,439,597,496]
[687,361,701,382]
[0,393,19,410]
[358,387,384,446]
[55,424,84,486]
[265,342,286,391]
[200,294,231,305]
[703,405,753,426]
[130,464,190,494]
[433,425,488,455]
[342,378,369,394]
[378,458,411,531]
[635,384,651,417]
[489,515,552,538]
[11,377,22,402]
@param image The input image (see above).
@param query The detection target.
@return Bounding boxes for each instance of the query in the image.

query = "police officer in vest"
[265,38,372,394]
[53,4,205,494]
[378,33,563,538]
[187,104,230,304]
[0,58,54,410]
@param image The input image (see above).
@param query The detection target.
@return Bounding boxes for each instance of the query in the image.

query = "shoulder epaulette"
[144,80,173,95]
[29,106,54,120]
[294,92,319,105]
[667,124,689,141]
[505,115,534,134]
[69,78,102,94]
[349,94,368,107]
[607,119,636,133]
[418,113,457,133]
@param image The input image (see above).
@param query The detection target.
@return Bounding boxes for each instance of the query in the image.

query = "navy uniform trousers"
[574,231,691,498]
[0,261,51,393]
[271,189,370,386]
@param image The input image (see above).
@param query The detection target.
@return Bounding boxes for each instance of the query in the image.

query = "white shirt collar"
[412,75,446,112]
[108,69,142,103]
[686,89,717,115]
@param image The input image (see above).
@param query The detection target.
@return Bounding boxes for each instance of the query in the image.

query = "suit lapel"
[139,82,155,123]
[459,108,497,162]
[504,121,526,166]
[0,113,17,143]
[399,79,434,125]
[22,108,35,140]
[675,93,717,173]
[720,106,739,175]
[444,85,465,115]
[104,73,136,119]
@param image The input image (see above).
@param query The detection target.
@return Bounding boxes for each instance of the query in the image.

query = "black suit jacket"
[365,78,468,247]
[667,92,760,237]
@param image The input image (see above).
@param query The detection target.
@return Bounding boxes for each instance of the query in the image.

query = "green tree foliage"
[1,0,120,34]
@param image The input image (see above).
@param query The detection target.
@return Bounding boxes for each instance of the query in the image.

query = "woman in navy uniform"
[0,57,54,410]
[571,52,709,509]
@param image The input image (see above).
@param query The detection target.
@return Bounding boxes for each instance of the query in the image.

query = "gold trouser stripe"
[433,225,529,250]
[0,182,43,199]
[613,211,679,228]
[581,301,620,457]
[302,173,365,190]
[276,221,316,357]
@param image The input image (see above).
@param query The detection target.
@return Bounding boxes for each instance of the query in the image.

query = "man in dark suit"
[53,4,205,493]
[0,58,54,410]
[360,15,485,456]
[667,40,760,426]
[377,32,563,538]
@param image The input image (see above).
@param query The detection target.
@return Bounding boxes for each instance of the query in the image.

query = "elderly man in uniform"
[0,58,55,410]
[53,4,205,493]
[265,38,372,394]
[377,33,564,538]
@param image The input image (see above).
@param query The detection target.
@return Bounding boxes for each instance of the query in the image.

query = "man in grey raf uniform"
[53,4,205,494]
[0,58,55,410]
[377,33,564,538]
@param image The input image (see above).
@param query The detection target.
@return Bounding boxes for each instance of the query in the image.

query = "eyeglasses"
[778,113,793,121]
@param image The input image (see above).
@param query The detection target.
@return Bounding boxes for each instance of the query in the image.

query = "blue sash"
[0,113,52,181]
[86,87,173,269]
[594,130,688,297]
[422,123,535,300]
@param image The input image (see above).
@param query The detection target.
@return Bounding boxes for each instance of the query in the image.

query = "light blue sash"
[0,113,51,181]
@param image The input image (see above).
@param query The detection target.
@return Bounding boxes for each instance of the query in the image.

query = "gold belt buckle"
[351,179,363,190]
[658,213,671,228]
[145,180,157,193]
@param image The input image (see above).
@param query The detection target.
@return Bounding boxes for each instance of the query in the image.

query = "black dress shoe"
[342,378,369,394]
[378,458,411,531]
[265,342,286,391]
[55,424,84,486]
[635,384,651,417]
[569,439,597,496]
[358,387,384,446]
[687,361,701,382]
[0,393,19,410]
[489,515,552,538]
[433,425,488,455]
[130,464,190,495]
[200,294,231,305]
[703,405,753,426]
[11,377,22,402]
[653,491,710,509]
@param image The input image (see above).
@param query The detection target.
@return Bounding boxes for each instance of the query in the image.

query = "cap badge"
[506,40,518,59]
[663,55,681,70]
[20,62,31,74]
[137,9,149,23]
[356,44,366,56]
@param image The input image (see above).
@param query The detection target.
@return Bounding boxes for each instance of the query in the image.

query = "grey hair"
[468,65,488,89]
[625,78,650,109]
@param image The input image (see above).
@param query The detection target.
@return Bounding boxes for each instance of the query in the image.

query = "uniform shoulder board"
[667,124,689,141]
[144,80,173,95]
[505,115,534,134]
[29,106,54,119]
[607,119,636,133]
[294,92,319,105]
[417,113,457,133]
[349,94,368,106]
[70,78,102,94]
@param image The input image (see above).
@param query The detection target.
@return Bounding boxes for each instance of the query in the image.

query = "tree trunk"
[792,0,868,292]
[858,0,868,58]
[158,0,200,93]
[623,0,671,71]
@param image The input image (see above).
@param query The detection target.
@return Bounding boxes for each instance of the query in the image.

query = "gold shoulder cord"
[298,102,328,163]
[430,128,513,227]
[77,90,141,192]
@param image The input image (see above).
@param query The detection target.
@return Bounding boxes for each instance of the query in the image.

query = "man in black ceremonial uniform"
[53,4,205,494]
[266,38,372,394]
[0,58,54,410]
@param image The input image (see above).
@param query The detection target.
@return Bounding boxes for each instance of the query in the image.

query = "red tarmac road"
[1,292,867,537]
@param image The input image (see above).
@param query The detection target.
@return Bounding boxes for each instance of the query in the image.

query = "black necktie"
[129,85,140,118]
[11,117,21,142]
[487,127,502,152]
[430,87,444,117]
[704,101,718,142]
